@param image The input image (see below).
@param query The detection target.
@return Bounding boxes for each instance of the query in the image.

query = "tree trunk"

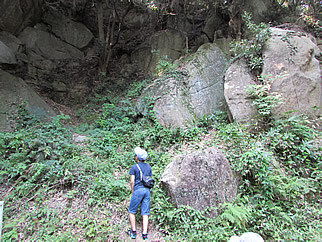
[99,0,133,74]
[228,0,242,40]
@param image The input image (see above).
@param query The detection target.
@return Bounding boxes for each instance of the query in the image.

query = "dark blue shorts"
[128,188,151,215]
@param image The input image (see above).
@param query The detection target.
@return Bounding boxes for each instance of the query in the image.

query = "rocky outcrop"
[0,70,56,131]
[19,27,84,60]
[224,59,258,123]
[161,147,238,216]
[137,43,228,128]
[0,0,44,35]
[123,8,155,29]
[224,27,321,122]
[242,0,273,23]
[0,32,23,55]
[43,12,94,49]
[131,29,186,74]
[0,41,16,64]
[0,8,95,111]
[262,28,321,117]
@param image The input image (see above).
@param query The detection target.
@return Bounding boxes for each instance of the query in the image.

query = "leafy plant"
[247,75,282,125]
[153,54,178,77]
[218,202,250,229]
[230,12,271,74]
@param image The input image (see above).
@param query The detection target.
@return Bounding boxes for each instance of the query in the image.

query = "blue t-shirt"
[129,162,152,191]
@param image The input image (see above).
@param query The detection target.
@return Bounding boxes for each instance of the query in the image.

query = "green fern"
[219,202,250,229]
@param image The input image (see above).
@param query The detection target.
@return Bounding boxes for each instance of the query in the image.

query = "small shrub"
[247,75,282,126]
[230,12,271,74]
[153,54,178,77]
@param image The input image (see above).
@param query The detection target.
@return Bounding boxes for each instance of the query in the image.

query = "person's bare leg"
[142,215,149,234]
[129,213,136,231]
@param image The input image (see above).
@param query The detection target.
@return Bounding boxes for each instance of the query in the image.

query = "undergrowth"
[0,82,321,241]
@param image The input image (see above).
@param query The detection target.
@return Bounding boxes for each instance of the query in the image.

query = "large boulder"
[137,43,228,128]
[161,147,238,216]
[242,0,272,23]
[224,27,321,122]
[224,58,258,123]
[123,8,152,29]
[0,0,44,35]
[131,29,186,74]
[18,27,84,60]
[43,12,94,49]
[262,27,321,117]
[0,70,56,131]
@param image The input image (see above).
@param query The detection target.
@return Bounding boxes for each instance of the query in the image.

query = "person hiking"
[127,147,152,240]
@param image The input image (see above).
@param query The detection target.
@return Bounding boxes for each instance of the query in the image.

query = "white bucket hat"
[134,147,148,161]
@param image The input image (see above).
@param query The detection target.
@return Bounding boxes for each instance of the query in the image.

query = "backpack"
[136,164,155,188]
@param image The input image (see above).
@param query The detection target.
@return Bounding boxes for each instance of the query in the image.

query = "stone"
[0,31,23,54]
[136,43,228,128]
[0,70,56,131]
[18,27,84,60]
[262,28,321,117]
[224,58,258,123]
[52,81,68,92]
[0,0,44,35]
[131,46,152,74]
[0,41,16,64]
[224,27,321,122]
[242,0,271,24]
[72,134,89,143]
[161,147,238,216]
[131,29,186,74]
[123,8,151,29]
[43,12,94,49]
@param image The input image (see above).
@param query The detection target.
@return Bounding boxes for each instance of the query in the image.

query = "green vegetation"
[1,11,320,239]
[154,54,178,77]
[0,12,320,239]
[1,80,321,241]
[231,12,271,75]
[246,75,282,126]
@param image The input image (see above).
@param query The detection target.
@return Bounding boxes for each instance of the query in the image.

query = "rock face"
[0,41,16,64]
[43,12,94,49]
[262,28,321,117]
[242,0,272,23]
[137,43,228,128]
[0,31,23,54]
[224,59,258,122]
[0,7,95,110]
[19,27,84,60]
[0,70,56,131]
[224,27,321,122]
[161,147,238,216]
[131,29,186,74]
[0,0,44,35]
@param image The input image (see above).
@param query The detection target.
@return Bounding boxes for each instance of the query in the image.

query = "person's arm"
[130,175,135,193]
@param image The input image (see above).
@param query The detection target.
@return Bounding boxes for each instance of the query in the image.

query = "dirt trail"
[118,220,165,241]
